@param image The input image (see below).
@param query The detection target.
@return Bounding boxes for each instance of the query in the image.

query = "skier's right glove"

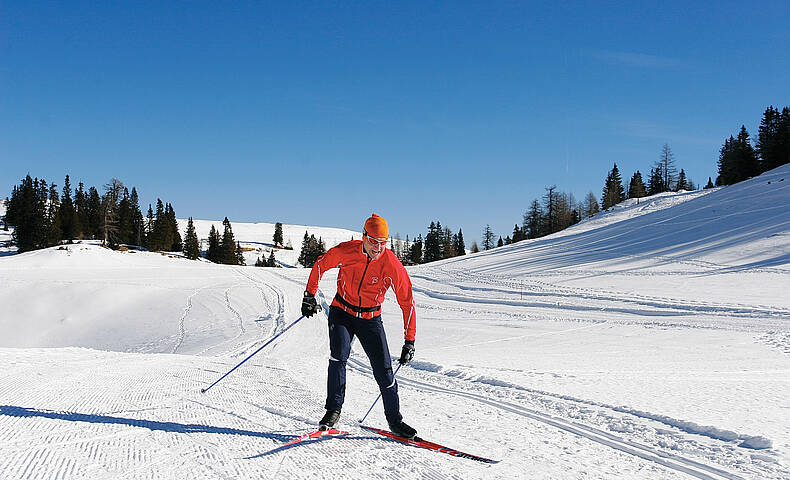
[398,341,415,364]
[301,291,318,317]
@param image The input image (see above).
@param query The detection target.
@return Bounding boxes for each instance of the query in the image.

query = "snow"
[1,165,790,479]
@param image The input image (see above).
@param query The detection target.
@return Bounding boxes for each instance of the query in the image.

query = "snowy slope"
[1,166,789,479]
[175,218,362,267]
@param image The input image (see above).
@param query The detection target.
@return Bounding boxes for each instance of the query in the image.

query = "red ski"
[283,428,349,446]
[360,425,499,464]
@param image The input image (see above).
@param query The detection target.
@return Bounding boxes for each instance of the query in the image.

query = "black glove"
[398,341,415,364]
[301,291,318,317]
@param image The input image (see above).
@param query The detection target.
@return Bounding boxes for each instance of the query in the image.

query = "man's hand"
[398,341,415,364]
[301,291,318,317]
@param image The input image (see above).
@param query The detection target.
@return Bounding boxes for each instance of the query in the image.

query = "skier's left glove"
[398,341,415,364]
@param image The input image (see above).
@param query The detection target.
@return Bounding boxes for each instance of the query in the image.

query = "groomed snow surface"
[1,165,789,479]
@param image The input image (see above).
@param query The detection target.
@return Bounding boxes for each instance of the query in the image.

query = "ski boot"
[388,420,417,439]
[318,409,341,431]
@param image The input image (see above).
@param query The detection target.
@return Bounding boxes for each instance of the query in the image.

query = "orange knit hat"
[363,213,389,239]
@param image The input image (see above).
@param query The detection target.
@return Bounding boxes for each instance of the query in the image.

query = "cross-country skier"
[301,213,418,438]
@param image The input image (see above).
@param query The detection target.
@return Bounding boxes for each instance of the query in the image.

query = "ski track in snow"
[345,357,749,480]
[172,287,205,355]
[411,269,790,322]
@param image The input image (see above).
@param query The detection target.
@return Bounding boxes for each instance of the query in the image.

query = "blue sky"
[2,1,789,245]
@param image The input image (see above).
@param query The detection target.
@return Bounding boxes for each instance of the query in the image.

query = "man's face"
[363,235,387,260]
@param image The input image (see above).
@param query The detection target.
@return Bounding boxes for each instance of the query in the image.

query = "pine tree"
[704,177,715,189]
[409,234,423,264]
[524,199,543,239]
[130,187,144,247]
[717,136,734,186]
[647,167,664,195]
[482,224,495,250]
[470,241,480,253]
[145,205,154,249]
[497,236,503,248]
[5,186,19,228]
[86,187,102,240]
[298,232,325,267]
[441,227,456,258]
[423,221,442,263]
[116,187,132,245]
[151,199,167,251]
[601,164,625,209]
[59,175,76,243]
[183,217,200,260]
[628,171,647,199]
[273,222,284,247]
[9,176,45,252]
[779,107,790,168]
[736,126,759,180]
[160,203,174,251]
[298,231,310,267]
[206,225,221,263]
[455,229,466,255]
[267,249,277,267]
[756,105,790,172]
[255,255,266,267]
[167,203,182,251]
[675,169,689,191]
[511,223,525,243]
[74,182,87,239]
[718,127,758,185]
[46,182,61,246]
[221,217,238,264]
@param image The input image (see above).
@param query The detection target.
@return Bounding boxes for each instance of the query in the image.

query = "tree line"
[2,174,257,267]
[482,142,695,250]
[4,175,181,253]
[717,105,790,186]
[385,221,466,266]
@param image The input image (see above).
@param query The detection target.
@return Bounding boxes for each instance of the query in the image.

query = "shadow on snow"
[0,405,293,443]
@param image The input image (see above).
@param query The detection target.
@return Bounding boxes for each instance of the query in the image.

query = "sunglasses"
[365,235,388,246]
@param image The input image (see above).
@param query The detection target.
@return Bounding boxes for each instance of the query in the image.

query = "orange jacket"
[306,240,416,342]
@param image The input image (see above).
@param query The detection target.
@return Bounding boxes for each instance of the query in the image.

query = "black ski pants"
[325,306,402,424]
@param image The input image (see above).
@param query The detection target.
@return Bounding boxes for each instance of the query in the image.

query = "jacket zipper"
[356,256,372,316]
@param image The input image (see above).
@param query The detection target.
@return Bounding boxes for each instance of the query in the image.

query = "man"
[301,213,418,438]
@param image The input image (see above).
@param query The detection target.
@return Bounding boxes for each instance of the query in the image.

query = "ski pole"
[359,362,402,424]
[200,311,315,393]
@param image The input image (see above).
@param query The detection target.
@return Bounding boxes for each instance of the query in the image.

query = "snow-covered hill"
[1,166,789,479]
[175,219,361,267]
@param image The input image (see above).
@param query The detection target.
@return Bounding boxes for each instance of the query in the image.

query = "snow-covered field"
[1,166,789,479]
